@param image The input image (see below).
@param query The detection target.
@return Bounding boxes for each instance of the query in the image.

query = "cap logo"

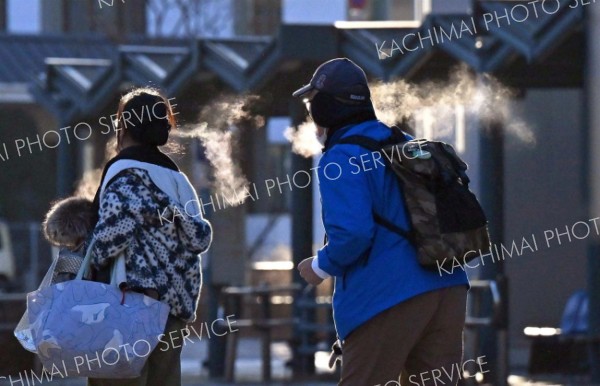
[350,94,365,100]
[316,74,327,88]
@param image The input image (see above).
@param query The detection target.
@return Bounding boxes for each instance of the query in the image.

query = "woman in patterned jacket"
[87,88,212,386]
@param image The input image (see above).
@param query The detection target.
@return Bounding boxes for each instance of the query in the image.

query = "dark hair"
[309,91,376,133]
[116,87,176,147]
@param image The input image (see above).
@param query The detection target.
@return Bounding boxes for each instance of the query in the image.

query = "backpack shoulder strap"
[336,135,382,151]
[373,213,416,245]
[439,143,471,186]
[335,119,413,150]
[332,131,416,248]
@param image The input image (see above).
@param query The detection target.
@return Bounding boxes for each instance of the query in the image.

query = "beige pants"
[339,285,468,386]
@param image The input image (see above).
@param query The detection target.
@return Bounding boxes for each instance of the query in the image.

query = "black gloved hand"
[328,339,343,369]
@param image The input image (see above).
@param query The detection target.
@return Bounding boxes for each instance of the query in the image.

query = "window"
[7,0,40,34]
[146,0,235,38]
[349,0,431,21]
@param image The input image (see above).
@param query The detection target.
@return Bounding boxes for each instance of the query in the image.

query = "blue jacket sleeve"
[316,146,377,277]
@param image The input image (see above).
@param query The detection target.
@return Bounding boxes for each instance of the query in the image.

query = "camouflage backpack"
[336,124,491,271]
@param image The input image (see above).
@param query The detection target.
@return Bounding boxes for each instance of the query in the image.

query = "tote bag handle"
[74,240,125,288]
[75,239,95,281]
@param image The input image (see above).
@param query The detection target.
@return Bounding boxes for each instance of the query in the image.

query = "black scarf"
[91,145,179,225]
[323,109,378,152]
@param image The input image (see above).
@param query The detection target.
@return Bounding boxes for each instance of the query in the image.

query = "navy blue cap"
[292,58,370,104]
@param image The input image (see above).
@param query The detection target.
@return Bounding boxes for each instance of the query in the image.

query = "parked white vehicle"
[0,221,15,289]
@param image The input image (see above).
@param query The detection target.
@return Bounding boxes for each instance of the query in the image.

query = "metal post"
[289,99,316,376]
[478,116,508,386]
[207,282,226,378]
[0,0,6,32]
[27,222,40,292]
[260,291,272,382]
[585,5,600,382]
[56,119,77,197]
[204,208,226,378]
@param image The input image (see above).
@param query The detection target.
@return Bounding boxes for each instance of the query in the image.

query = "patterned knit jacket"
[91,167,212,323]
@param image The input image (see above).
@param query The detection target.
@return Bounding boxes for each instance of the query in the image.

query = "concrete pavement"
[1,337,598,385]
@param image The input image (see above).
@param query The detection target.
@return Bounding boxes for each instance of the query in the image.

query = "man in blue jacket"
[294,58,469,386]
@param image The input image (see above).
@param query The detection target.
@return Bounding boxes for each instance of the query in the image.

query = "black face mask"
[310,92,376,128]
[309,92,377,150]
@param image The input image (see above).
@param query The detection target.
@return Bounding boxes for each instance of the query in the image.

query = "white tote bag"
[24,240,170,378]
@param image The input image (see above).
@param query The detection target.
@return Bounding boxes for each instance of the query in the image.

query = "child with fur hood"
[41,196,96,283]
